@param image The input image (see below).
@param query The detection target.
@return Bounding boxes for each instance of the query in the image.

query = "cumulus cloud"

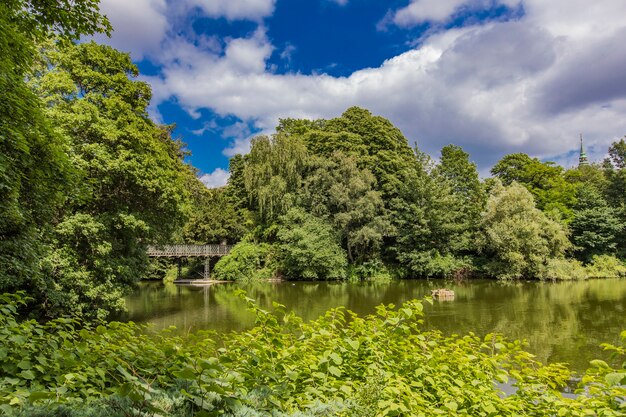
[100,0,626,170]
[387,0,522,27]
[182,0,275,21]
[97,0,169,59]
[199,168,230,188]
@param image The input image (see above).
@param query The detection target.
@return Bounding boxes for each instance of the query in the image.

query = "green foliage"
[243,134,308,224]
[492,153,578,221]
[184,187,251,245]
[392,148,475,277]
[276,209,347,280]
[570,186,623,261]
[0,1,108,295]
[299,153,391,264]
[1,292,625,416]
[26,42,192,318]
[477,181,571,279]
[585,255,626,278]
[539,258,588,280]
[213,241,276,281]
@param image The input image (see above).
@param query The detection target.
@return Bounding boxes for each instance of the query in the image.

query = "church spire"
[579,134,588,167]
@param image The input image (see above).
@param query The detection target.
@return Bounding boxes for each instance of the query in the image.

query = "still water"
[123,279,626,373]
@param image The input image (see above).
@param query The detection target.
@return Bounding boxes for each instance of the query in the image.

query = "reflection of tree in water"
[420,280,626,371]
[124,279,626,372]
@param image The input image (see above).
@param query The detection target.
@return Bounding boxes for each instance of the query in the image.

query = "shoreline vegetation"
[2,292,625,416]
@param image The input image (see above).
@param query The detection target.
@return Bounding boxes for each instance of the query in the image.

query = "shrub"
[586,255,626,278]
[539,258,587,280]
[213,241,276,281]
[276,208,347,280]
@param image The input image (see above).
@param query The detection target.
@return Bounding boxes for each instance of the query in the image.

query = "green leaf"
[589,359,609,369]
[328,366,341,377]
[173,367,197,380]
[605,372,626,386]
[445,401,458,411]
[29,391,55,401]
[19,370,35,380]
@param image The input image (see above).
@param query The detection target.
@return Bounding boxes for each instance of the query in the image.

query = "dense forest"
[1,1,625,415]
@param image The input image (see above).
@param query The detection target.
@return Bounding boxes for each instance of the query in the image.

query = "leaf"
[328,366,341,377]
[29,391,55,401]
[589,359,609,369]
[605,372,626,386]
[445,401,458,411]
[173,367,197,380]
[19,370,35,380]
[329,352,343,365]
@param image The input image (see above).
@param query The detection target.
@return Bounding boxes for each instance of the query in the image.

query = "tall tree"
[243,134,308,225]
[433,144,486,252]
[0,1,109,293]
[392,148,471,277]
[569,186,623,262]
[33,42,191,318]
[299,152,390,264]
[603,138,626,256]
[491,153,577,221]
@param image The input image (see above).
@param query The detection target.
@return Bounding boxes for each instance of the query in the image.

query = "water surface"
[123,279,626,372]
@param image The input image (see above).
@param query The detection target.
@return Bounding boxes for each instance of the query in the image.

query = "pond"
[123,278,626,373]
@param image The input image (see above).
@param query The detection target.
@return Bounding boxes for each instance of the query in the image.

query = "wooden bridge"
[147,244,233,281]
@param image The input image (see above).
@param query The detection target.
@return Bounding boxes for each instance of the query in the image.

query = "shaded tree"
[0,1,109,295]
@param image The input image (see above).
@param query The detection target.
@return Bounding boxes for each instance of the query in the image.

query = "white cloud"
[393,0,469,26]
[96,0,169,59]
[139,0,626,170]
[199,168,230,188]
[183,0,275,21]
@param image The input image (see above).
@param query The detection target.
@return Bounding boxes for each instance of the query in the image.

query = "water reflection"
[122,279,626,372]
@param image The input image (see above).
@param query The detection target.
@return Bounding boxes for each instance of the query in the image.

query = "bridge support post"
[204,257,211,280]
[177,258,182,280]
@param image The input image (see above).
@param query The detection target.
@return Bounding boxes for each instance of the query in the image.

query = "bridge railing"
[146,244,232,257]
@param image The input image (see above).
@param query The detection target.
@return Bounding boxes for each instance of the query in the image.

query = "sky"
[95,0,626,187]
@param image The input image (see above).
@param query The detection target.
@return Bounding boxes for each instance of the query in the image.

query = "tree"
[184,187,250,245]
[433,144,486,252]
[243,134,308,224]
[32,42,191,318]
[491,153,577,221]
[299,152,391,264]
[0,1,109,294]
[477,181,571,279]
[603,138,626,256]
[276,208,347,280]
[392,148,472,277]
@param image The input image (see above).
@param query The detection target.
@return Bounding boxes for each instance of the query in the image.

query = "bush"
[397,250,473,278]
[276,208,347,280]
[586,255,626,278]
[213,241,276,281]
[539,258,588,280]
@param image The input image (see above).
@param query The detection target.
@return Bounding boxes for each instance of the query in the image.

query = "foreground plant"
[0,292,624,416]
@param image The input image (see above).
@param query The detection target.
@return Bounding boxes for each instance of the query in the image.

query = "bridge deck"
[147,244,232,257]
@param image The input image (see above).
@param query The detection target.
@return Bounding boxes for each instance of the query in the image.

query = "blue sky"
[97,0,626,186]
